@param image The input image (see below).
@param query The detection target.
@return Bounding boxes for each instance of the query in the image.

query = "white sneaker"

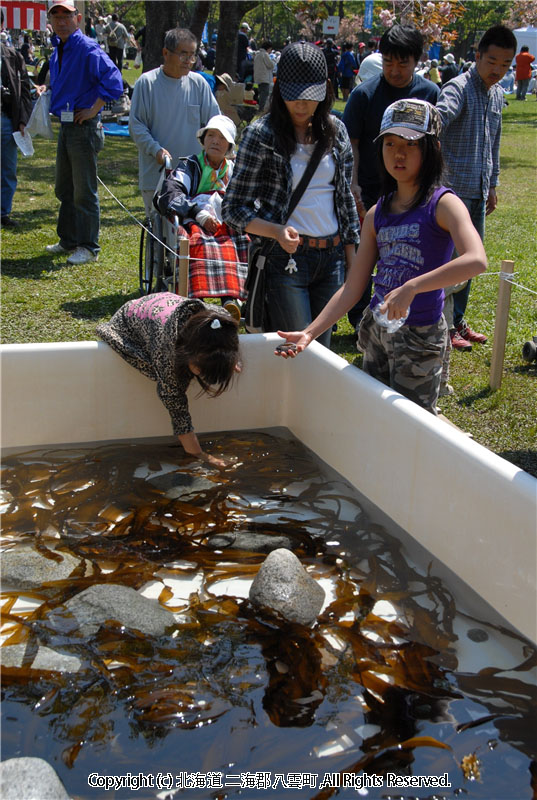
[66,247,98,265]
[46,242,73,254]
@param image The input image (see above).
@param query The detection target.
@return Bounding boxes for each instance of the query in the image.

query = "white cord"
[476,270,537,296]
[97,175,248,268]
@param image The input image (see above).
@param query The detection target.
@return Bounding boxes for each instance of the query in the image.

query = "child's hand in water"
[196,451,229,469]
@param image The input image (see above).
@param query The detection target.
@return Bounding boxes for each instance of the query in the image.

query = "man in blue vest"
[44,0,122,265]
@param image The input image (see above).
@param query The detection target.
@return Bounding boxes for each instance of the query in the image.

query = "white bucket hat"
[444,53,456,63]
[197,115,237,149]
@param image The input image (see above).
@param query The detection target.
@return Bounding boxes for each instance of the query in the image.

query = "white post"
[489,260,514,390]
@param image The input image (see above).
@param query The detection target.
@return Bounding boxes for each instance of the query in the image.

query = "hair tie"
[210,318,222,330]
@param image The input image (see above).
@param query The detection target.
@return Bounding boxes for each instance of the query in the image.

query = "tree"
[503,0,537,27]
[215,0,259,77]
[452,1,510,60]
[376,1,466,50]
[190,0,212,43]
[143,0,191,72]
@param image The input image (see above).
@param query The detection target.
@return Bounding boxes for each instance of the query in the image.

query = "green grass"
[2,97,536,475]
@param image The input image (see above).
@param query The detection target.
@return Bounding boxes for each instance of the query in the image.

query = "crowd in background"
[1,4,532,448]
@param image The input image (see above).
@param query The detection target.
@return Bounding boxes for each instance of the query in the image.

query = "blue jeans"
[55,119,104,254]
[452,196,485,327]
[1,113,18,217]
[265,240,345,348]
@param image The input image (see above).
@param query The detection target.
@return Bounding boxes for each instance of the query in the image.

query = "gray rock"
[0,547,82,593]
[32,646,82,673]
[0,757,70,800]
[63,583,175,637]
[249,548,325,626]
[146,472,215,499]
[207,531,296,553]
[1,643,82,673]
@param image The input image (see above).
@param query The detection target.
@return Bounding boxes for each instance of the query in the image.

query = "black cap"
[277,42,327,102]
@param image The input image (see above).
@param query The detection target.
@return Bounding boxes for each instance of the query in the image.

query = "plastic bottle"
[372,293,409,333]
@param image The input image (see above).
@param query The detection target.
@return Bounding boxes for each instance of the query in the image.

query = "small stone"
[62,583,175,637]
[0,757,70,799]
[249,548,325,626]
[146,472,215,499]
[0,547,82,594]
[207,531,296,553]
[1,643,82,673]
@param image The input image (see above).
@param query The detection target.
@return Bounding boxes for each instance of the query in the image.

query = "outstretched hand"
[273,330,313,359]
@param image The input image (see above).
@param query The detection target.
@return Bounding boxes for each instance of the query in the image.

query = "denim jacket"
[222,114,360,246]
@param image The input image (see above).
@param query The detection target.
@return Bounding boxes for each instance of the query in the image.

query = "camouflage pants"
[357,307,448,415]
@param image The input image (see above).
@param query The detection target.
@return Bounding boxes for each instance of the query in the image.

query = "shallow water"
[1,430,536,800]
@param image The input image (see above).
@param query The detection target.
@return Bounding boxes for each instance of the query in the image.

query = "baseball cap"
[197,115,236,148]
[277,42,327,102]
[444,53,455,63]
[48,0,77,12]
[375,99,441,141]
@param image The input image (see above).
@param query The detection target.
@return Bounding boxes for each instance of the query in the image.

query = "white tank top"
[287,143,338,238]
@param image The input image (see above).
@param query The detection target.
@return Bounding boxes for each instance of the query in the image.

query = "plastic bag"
[134,50,142,68]
[25,91,53,139]
[13,130,34,156]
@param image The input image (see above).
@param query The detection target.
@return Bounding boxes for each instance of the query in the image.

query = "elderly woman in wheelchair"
[146,114,248,321]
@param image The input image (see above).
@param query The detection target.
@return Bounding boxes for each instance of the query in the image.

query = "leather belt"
[298,234,341,250]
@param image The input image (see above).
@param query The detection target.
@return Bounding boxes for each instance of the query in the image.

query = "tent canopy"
[1,2,47,31]
[513,26,537,62]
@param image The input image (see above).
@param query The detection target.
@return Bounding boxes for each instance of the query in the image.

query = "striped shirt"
[437,64,503,201]
[222,114,359,246]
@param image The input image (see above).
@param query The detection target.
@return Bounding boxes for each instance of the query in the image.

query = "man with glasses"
[43,0,123,265]
[130,28,219,217]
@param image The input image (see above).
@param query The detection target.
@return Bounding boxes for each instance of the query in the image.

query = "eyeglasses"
[172,50,197,63]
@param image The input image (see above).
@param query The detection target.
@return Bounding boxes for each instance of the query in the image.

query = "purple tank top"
[372,187,455,326]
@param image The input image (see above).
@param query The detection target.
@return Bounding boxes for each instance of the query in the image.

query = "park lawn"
[1,96,536,475]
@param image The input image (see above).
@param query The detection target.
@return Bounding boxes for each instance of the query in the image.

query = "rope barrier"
[97,176,248,268]
[478,270,537,296]
[98,176,536,293]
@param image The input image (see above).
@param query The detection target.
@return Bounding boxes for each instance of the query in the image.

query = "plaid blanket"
[180,222,249,300]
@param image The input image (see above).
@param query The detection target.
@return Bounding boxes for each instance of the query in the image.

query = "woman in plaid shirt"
[222,42,360,348]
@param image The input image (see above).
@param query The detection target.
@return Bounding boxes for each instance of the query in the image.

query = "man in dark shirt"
[342,25,439,332]
[1,11,32,227]
[440,53,459,85]
[236,21,250,80]
[323,38,340,98]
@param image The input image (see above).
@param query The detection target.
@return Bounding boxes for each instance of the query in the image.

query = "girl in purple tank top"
[274,99,487,415]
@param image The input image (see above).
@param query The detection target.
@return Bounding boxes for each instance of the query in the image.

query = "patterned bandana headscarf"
[197,151,230,195]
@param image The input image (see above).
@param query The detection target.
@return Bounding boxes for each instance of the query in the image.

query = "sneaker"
[456,321,487,345]
[46,242,73,254]
[66,246,98,265]
[1,215,17,228]
[223,299,242,322]
[450,329,472,351]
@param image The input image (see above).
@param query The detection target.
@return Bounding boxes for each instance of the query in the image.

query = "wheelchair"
[138,157,248,313]
[138,157,190,297]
